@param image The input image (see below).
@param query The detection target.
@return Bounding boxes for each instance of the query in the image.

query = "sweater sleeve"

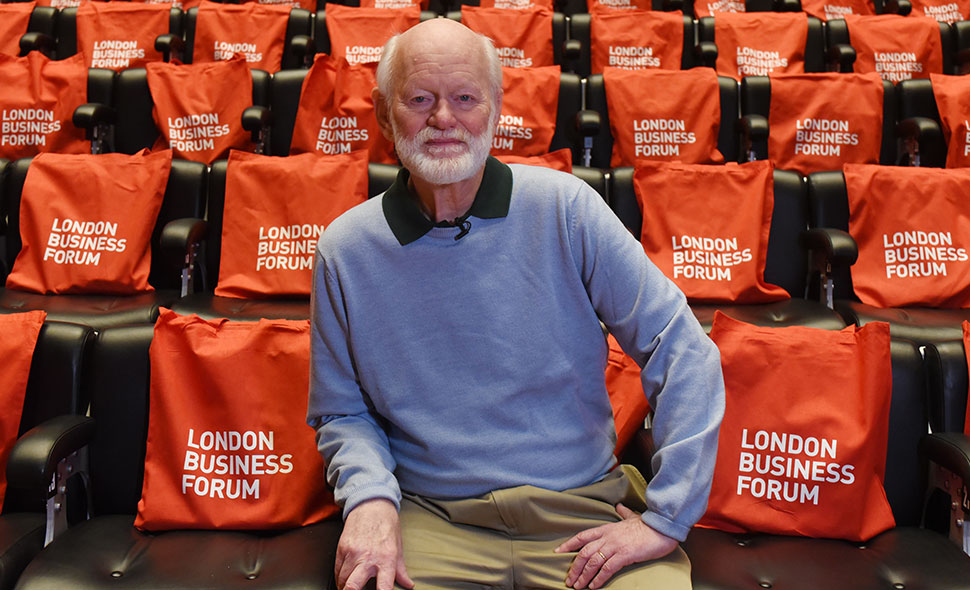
[567,183,726,542]
[307,247,401,518]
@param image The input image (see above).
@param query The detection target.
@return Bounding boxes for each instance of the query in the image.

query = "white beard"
[392,118,495,185]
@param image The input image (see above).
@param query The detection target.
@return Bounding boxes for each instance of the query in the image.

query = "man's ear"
[372,87,395,142]
[492,89,504,131]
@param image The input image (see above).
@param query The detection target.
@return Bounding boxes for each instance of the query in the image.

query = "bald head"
[376,19,503,112]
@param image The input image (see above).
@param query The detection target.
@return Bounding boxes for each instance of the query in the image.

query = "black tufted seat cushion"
[684,526,970,590]
[836,301,970,345]
[14,515,341,590]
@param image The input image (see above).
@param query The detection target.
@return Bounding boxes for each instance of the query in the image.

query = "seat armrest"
[921,432,970,488]
[289,34,316,67]
[773,0,801,10]
[162,217,207,296]
[73,103,116,131]
[562,38,581,62]
[883,0,913,14]
[897,116,945,167]
[696,41,718,69]
[740,114,768,162]
[920,432,969,551]
[661,0,683,10]
[242,106,271,139]
[6,415,95,502]
[155,33,184,63]
[19,32,55,58]
[956,48,970,75]
[575,109,601,138]
[800,228,859,268]
[73,103,117,154]
[826,44,856,72]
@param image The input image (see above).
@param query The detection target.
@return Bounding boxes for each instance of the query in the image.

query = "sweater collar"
[381,156,513,246]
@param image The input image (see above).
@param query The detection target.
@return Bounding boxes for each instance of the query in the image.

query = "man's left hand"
[554,503,679,590]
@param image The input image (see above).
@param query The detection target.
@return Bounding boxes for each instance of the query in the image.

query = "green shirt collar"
[382,156,513,246]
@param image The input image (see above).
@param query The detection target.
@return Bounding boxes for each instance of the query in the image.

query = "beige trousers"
[397,465,692,590]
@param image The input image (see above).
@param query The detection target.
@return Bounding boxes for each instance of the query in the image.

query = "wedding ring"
[597,550,607,561]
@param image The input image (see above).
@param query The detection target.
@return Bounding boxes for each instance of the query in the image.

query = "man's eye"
[458,95,472,102]
[412,96,428,104]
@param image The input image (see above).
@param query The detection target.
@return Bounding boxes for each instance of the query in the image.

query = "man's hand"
[554,503,678,590]
[335,498,414,590]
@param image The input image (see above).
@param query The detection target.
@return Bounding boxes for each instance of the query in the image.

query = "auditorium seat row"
[9,1,970,78]
[0,303,965,590]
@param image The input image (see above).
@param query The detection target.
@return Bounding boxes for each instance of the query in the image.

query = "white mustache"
[418,128,471,143]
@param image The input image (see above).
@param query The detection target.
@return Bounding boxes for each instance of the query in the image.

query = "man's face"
[381,45,499,186]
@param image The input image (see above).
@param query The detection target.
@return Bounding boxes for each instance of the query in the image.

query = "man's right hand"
[335,498,415,590]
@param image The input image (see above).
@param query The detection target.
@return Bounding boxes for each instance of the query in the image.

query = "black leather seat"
[584,72,740,168]
[312,5,437,58]
[445,9,570,69]
[0,158,206,330]
[896,77,950,167]
[740,74,897,167]
[611,166,846,331]
[567,10,697,78]
[683,339,970,590]
[112,67,269,156]
[169,160,399,321]
[52,5,183,62]
[181,4,313,70]
[923,338,968,434]
[0,320,93,590]
[696,12,827,72]
[12,323,342,590]
[826,16,955,74]
[806,170,970,344]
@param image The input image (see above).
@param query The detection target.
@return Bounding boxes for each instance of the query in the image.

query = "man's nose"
[428,99,457,129]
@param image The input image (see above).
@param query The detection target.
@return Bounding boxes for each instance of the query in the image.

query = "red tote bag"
[325,3,420,66]
[0,311,46,509]
[604,67,723,166]
[497,148,572,172]
[605,334,650,455]
[147,58,253,163]
[909,0,968,22]
[76,2,170,70]
[590,10,684,74]
[701,313,895,541]
[491,66,559,158]
[930,73,970,169]
[634,160,789,304]
[0,2,34,57]
[767,73,884,175]
[289,55,396,164]
[801,0,874,19]
[714,12,808,79]
[193,1,290,72]
[844,14,943,82]
[694,0,745,16]
[0,53,89,160]
[461,6,554,68]
[135,309,338,530]
[845,164,970,308]
[215,150,368,299]
[6,150,171,295]
[479,0,554,8]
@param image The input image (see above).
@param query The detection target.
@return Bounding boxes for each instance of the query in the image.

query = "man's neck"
[408,166,486,223]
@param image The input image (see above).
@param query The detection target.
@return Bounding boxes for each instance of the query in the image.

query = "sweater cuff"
[640,510,691,543]
[342,484,402,519]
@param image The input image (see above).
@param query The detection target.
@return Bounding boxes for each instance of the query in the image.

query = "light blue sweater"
[308,159,724,542]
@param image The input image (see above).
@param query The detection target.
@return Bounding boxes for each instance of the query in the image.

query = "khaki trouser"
[398,465,692,590]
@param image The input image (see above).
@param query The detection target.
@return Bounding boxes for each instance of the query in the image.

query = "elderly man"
[308,17,724,590]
